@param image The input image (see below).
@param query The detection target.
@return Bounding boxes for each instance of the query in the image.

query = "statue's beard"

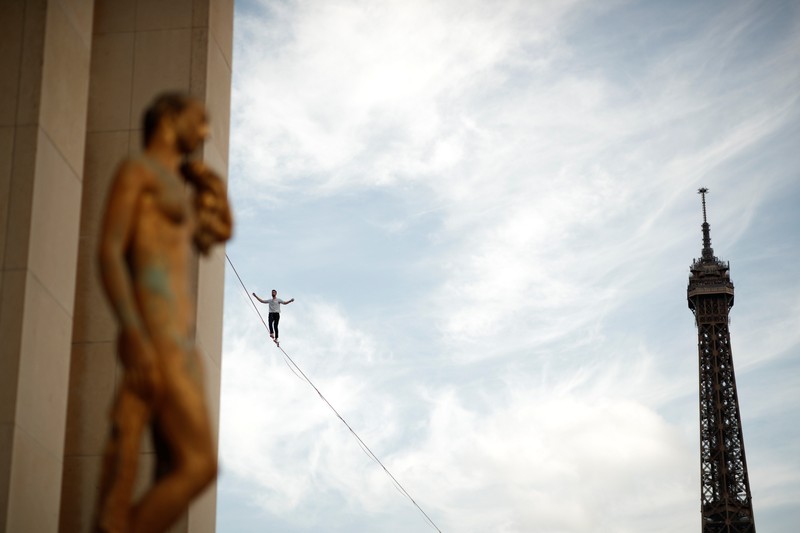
[176,135,196,154]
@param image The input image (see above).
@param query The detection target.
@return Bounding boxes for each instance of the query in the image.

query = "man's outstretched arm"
[281,298,295,305]
[252,292,268,303]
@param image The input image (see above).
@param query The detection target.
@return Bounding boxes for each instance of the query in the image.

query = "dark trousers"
[268,312,280,338]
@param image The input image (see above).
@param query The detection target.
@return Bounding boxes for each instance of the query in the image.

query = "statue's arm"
[98,160,146,333]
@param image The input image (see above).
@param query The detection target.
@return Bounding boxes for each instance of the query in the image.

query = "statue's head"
[142,92,209,153]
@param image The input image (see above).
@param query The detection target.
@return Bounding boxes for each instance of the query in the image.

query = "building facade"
[0,1,233,531]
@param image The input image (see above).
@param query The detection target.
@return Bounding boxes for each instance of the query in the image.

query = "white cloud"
[230,0,584,197]
[409,383,695,532]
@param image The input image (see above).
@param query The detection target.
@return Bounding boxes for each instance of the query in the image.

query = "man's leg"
[268,313,276,338]
[274,313,280,340]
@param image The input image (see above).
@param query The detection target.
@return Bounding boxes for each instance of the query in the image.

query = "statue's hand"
[118,328,163,404]
[187,164,233,254]
[180,160,212,188]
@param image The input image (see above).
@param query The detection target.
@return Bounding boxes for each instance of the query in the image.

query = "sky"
[215,1,800,531]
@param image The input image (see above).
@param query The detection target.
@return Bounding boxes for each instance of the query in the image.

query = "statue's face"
[175,100,210,153]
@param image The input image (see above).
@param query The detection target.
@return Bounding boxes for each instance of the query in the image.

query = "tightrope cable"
[225,253,442,533]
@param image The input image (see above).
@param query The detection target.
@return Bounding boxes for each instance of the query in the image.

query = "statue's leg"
[129,349,216,533]
[151,419,173,481]
[96,387,150,533]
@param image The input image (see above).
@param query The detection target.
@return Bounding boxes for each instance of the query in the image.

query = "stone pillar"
[57,0,233,532]
[0,1,94,532]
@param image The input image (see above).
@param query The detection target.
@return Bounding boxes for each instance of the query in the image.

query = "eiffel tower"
[687,188,756,533]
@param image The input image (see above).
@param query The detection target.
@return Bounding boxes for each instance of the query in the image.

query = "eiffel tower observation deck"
[687,188,756,533]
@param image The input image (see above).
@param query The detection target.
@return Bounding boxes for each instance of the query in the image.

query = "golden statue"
[96,93,232,532]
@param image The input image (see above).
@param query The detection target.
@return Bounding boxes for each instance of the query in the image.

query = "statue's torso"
[129,157,196,351]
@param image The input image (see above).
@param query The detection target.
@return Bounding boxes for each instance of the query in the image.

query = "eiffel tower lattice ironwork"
[687,188,756,533]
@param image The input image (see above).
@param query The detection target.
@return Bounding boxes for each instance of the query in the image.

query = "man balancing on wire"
[252,290,295,343]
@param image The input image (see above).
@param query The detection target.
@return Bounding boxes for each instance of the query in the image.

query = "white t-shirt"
[266,298,285,313]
